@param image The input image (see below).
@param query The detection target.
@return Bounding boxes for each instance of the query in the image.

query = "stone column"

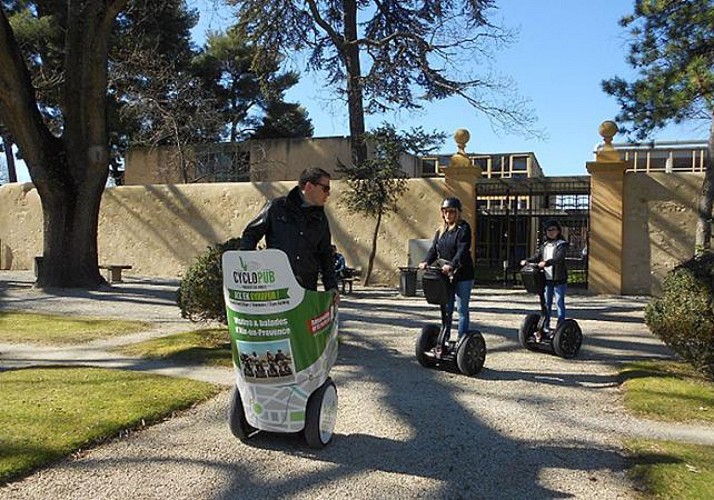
[586,121,628,295]
[439,129,482,257]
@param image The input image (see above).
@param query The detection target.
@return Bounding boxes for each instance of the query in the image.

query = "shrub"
[177,238,241,324]
[644,251,714,379]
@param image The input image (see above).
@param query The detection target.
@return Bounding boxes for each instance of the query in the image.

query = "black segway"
[415,266,486,375]
[518,263,582,358]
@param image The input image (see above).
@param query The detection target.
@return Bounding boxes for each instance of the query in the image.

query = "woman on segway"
[418,197,475,340]
[520,219,568,341]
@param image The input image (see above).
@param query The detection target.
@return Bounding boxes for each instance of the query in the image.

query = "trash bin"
[399,267,418,297]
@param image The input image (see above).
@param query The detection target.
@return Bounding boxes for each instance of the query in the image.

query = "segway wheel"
[518,314,541,351]
[228,386,258,442]
[415,324,440,368]
[305,377,338,449]
[552,319,583,359]
[456,331,487,376]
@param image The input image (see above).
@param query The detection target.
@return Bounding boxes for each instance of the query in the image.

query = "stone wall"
[1,171,704,293]
[0,179,447,286]
[623,171,702,295]
[0,183,42,270]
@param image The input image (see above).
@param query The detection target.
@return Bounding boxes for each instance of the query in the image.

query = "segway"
[415,266,486,375]
[222,249,339,449]
[518,263,582,358]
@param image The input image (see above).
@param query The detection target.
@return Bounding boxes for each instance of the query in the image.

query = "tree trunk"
[1,132,17,182]
[0,2,127,288]
[35,144,106,288]
[342,0,367,165]
[695,115,714,253]
[364,210,382,286]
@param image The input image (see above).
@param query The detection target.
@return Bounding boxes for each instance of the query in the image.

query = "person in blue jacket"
[418,197,475,339]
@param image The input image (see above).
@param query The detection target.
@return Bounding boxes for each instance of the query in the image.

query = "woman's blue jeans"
[447,279,473,338]
[544,281,567,330]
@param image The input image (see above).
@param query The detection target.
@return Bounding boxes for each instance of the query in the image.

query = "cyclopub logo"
[233,256,277,286]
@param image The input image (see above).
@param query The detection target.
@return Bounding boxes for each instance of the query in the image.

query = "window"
[512,156,528,173]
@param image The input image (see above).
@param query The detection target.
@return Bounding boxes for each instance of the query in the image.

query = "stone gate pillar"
[439,129,482,257]
[586,121,628,295]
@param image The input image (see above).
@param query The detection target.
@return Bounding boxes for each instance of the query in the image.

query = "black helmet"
[543,219,562,231]
[441,197,462,211]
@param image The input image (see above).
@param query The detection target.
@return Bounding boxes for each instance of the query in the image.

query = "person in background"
[240,167,337,292]
[332,245,347,279]
[418,197,475,339]
[521,219,569,336]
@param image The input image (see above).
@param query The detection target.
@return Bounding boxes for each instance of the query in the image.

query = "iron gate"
[474,176,591,287]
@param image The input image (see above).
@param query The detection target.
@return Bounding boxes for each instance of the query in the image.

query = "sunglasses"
[312,181,331,193]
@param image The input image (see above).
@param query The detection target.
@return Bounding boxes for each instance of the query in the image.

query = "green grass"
[0,311,151,345]
[620,360,714,499]
[627,439,714,500]
[619,360,714,424]
[113,328,233,367]
[0,367,222,484]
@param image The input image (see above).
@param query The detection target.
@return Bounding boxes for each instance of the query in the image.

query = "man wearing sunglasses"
[240,167,337,292]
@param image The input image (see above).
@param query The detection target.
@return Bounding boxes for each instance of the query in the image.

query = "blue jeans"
[544,281,567,330]
[447,279,473,338]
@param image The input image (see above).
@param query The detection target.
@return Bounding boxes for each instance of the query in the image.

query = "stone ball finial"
[454,129,470,157]
[596,120,620,162]
[454,128,470,148]
[599,120,618,145]
[449,128,472,169]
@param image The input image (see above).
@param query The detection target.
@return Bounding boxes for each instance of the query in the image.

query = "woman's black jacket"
[424,220,475,282]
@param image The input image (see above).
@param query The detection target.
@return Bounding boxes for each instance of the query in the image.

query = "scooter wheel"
[456,331,486,376]
[228,386,258,442]
[552,319,583,358]
[305,377,338,449]
[415,324,440,367]
[518,314,540,351]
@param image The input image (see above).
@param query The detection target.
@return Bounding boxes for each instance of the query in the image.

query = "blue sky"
[192,1,705,176]
[6,1,707,181]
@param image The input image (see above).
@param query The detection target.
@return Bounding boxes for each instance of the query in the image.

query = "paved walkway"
[1,271,712,499]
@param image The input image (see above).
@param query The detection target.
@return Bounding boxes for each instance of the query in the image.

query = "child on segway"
[518,219,582,358]
[520,219,568,342]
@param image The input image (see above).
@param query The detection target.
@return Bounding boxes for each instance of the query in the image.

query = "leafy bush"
[177,238,241,324]
[644,252,714,379]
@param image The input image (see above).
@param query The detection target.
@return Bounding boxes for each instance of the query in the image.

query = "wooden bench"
[338,267,362,294]
[339,276,359,294]
[99,264,132,283]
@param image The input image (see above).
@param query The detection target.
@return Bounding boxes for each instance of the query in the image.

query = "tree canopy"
[0,0,314,288]
[231,0,535,163]
[602,0,714,251]
[192,27,313,142]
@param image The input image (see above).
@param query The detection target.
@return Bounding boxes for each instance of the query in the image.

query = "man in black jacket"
[239,167,338,292]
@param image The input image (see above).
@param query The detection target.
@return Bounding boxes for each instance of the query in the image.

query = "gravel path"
[1,271,712,499]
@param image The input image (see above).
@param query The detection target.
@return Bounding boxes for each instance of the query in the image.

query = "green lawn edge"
[620,360,714,499]
[0,366,223,485]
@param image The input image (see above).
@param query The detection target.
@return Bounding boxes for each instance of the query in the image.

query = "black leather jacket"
[424,220,475,282]
[525,238,569,284]
[239,186,337,291]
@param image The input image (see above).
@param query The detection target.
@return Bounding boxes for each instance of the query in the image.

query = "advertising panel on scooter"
[222,249,338,434]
